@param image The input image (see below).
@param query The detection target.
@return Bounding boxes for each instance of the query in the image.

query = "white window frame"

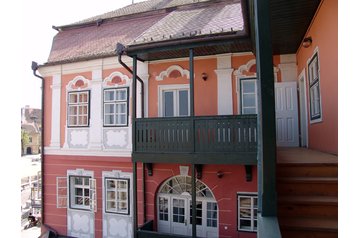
[103,87,129,127]
[67,90,90,127]
[68,176,96,211]
[237,193,257,232]
[104,177,130,215]
[57,177,68,208]
[307,49,323,123]
[240,78,258,114]
[158,84,190,117]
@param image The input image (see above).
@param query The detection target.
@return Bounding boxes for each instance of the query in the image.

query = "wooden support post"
[191,163,197,238]
[253,0,277,216]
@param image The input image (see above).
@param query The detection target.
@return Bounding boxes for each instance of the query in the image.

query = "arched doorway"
[157,176,218,237]
[26,147,32,155]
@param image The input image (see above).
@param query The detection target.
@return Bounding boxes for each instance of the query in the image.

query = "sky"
[20,0,147,109]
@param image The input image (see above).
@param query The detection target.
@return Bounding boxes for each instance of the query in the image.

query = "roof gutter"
[31,61,45,225]
[126,31,248,56]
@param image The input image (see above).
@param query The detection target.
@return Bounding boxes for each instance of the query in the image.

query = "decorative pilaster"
[215,54,233,115]
[89,69,103,150]
[50,74,61,148]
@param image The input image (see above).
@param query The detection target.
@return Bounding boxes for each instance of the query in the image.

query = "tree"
[21,129,30,156]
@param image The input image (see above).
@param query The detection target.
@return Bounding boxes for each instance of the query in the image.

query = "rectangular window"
[69,176,91,210]
[103,88,128,126]
[105,178,130,214]
[161,88,189,117]
[240,79,257,114]
[308,52,322,122]
[238,193,257,232]
[68,91,89,127]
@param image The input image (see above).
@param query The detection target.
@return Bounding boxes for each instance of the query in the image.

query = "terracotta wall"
[144,164,257,238]
[296,0,338,154]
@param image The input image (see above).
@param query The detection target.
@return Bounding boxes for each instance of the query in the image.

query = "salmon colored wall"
[144,164,257,238]
[296,0,338,154]
[44,76,53,146]
[43,155,141,238]
[148,58,217,117]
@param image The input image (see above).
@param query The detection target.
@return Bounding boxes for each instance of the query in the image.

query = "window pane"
[117,89,127,101]
[240,219,251,229]
[105,104,115,114]
[105,115,114,125]
[179,90,189,116]
[243,94,256,107]
[79,93,88,103]
[105,91,115,101]
[243,108,256,114]
[69,106,77,116]
[69,93,78,103]
[242,81,255,93]
[163,91,174,117]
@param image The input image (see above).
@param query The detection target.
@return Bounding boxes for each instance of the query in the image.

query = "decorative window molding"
[237,193,257,232]
[66,75,91,91]
[103,71,131,88]
[156,65,190,81]
[307,48,322,123]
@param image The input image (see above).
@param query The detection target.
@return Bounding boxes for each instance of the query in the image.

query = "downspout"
[31,61,45,225]
[115,43,147,223]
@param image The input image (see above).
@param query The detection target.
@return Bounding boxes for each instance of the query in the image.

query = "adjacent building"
[35,0,337,237]
[21,106,42,155]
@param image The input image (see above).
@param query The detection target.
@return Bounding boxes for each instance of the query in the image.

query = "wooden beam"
[253,0,277,217]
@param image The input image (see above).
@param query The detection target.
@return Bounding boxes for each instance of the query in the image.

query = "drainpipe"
[115,43,146,224]
[31,61,45,225]
[116,43,144,118]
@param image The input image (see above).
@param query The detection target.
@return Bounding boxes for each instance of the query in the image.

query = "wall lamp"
[201,72,208,81]
[217,171,224,179]
[302,36,313,48]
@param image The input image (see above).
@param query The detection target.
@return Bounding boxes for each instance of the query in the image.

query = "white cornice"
[39,56,133,76]
[44,147,132,157]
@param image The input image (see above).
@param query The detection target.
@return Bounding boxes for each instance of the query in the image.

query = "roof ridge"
[54,0,227,30]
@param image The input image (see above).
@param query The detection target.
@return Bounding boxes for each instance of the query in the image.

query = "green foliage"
[21,129,30,155]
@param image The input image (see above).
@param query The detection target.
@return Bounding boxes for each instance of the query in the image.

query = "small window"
[240,79,257,114]
[308,52,322,122]
[69,176,91,210]
[103,88,128,126]
[105,178,130,214]
[68,91,90,127]
[161,88,189,117]
[238,193,257,232]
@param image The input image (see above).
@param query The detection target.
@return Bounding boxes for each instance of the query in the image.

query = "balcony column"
[189,48,197,238]
[253,0,277,217]
[132,55,138,238]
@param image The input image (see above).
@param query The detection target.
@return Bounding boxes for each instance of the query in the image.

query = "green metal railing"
[135,115,257,154]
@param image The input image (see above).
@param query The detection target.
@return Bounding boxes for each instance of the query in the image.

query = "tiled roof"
[132,2,244,45]
[46,0,246,64]
[71,0,212,26]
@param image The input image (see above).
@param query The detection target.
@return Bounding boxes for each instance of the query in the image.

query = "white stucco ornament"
[109,218,127,237]
[70,130,89,146]
[106,130,127,147]
[73,213,89,232]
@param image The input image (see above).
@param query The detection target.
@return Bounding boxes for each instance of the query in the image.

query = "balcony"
[133,114,258,165]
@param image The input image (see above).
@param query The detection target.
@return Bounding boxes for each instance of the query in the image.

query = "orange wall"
[148,59,217,117]
[296,0,338,154]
